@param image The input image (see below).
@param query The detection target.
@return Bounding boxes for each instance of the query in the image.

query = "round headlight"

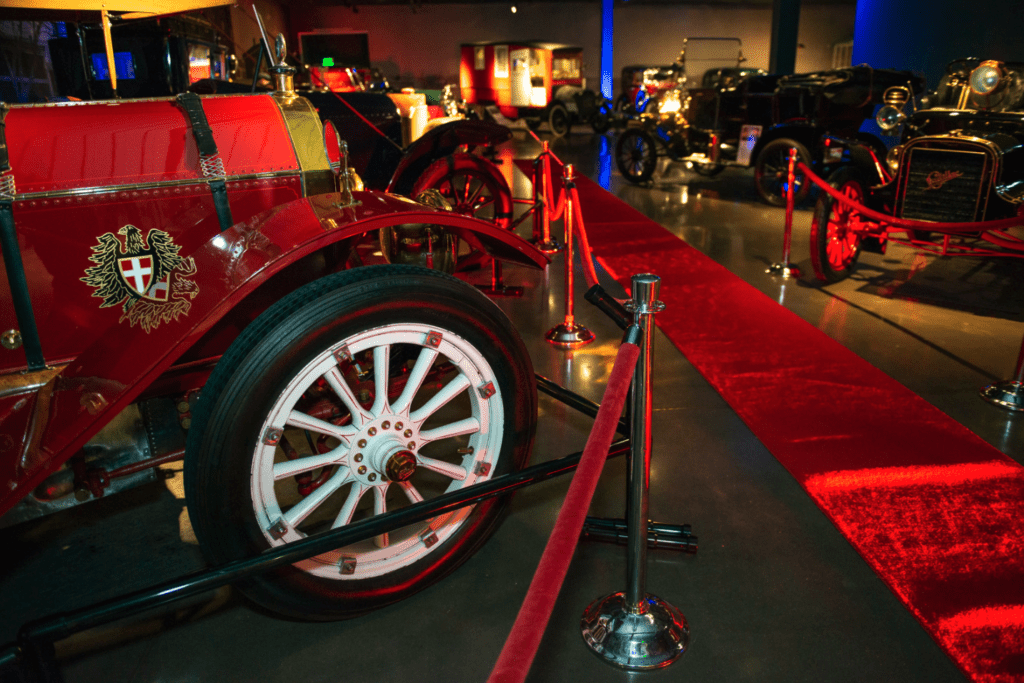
[876,105,904,131]
[658,90,682,115]
[885,145,903,174]
[969,61,1003,95]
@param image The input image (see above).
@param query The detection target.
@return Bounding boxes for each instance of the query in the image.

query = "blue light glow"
[600,0,613,100]
[90,52,136,80]
[598,134,611,189]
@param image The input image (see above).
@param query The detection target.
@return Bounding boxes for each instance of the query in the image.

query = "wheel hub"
[385,451,418,482]
[349,416,420,486]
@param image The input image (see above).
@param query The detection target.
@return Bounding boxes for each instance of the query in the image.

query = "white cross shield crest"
[118,255,154,296]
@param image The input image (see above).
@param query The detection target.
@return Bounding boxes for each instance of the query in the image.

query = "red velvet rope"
[487,341,641,683]
[797,161,1024,231]
[544,154,567,222]
[570,185,602,290]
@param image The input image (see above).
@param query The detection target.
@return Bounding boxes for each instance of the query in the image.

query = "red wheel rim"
[436,171,502,225]
[826,182,863,270]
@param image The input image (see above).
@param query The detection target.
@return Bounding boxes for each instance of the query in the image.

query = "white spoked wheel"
[185,265,536,620]
[252,322,503,580]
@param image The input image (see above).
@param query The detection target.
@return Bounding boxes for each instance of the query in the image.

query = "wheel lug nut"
[404,429,412,438]
[382,421,390,429]
[358,466,367,474]
[368,473,377,482]
[358,439,367,448]
[407,442,416,449]
[354,454,363,462]
[395,422,403,430]
[368,427,377,436]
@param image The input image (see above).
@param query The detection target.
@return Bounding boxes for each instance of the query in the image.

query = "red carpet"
[566,173,1024,682]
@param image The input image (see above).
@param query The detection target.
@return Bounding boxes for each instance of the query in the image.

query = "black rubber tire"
[525,118,543,132]
[410,153,513,230]
[754,138,812,207]
[548,104,570,138]
[810,167,868,283]
[615,128,658,184]
[591,110,611,134]
[692,162,725,177]
[184,265,537,620]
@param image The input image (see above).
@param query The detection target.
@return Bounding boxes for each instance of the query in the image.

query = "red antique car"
[0,46,546,621]
[459,41,607,136]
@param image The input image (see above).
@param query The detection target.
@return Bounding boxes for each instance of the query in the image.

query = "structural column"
[769,0,801,75]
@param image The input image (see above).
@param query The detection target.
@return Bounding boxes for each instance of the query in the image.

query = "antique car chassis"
[0,368,633,681]
[459,41,608,136]
[0,5,571,631]
[807,58,1024,283]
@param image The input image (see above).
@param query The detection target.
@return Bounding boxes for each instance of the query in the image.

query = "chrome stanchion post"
[581,273,689,670]
[546,164,595,349]
[981,330,1024,410]
[767,147,802,278]
[533,141,562,254]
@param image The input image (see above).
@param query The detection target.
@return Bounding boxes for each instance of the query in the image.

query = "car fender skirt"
[5,192,546,516]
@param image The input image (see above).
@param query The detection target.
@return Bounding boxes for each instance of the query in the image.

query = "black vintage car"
[808,58,1024,282]
[616,64,924,205]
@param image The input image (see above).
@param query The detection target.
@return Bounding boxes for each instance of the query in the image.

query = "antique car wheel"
[615,129,658,184]
[411,154,512,230]
[591,109,611,134]
[549,104,570,138]
[692,162,725,177]
[184,265,537,620]
[810,167,866,283]
[754,138,812,207]
[409,153,513,270]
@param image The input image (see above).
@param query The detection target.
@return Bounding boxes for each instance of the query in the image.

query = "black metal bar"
[536,373,629,435]
[3,440,630,658]
[508,202,540,232]
[585,284,631,330]
[251,42,264,93]
[583,516,692,537]
[0,202,46,372]
[581,525,698,553]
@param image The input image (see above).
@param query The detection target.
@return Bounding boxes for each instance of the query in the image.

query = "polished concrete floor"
[4,124,1022,682]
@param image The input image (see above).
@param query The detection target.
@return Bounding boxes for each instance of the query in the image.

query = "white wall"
[796,4,856,72]
[289,2,855,93]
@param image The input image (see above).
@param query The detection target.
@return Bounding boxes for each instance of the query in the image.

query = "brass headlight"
[885,145,903,174]
[658,90,682,116]
[876,105,905,132]
[969,60,1004,95]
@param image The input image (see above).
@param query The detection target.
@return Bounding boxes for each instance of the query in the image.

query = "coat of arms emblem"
[81,225,199,332]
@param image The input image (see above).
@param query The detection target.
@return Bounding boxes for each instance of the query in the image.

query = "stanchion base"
[476,284,524,298]
[580,592,689,670]
[535,239,563,254]
[767,262,802,278]
[980,380,1024,411]
[545,322,595,349]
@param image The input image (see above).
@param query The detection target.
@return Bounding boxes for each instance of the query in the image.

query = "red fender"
[0,191,547,515]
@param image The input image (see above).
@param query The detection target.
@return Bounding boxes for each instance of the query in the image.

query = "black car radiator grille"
[898,146,990,223]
